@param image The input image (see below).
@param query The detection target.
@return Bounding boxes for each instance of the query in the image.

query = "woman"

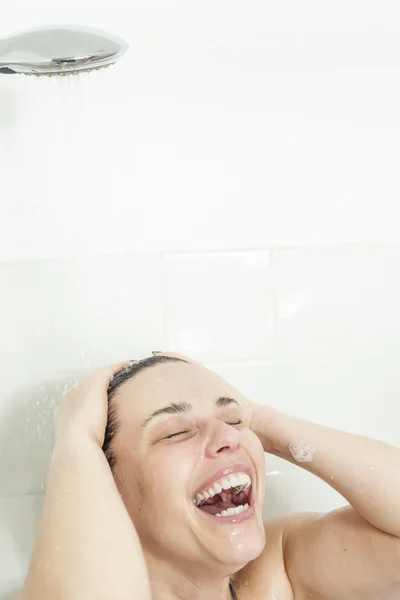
[18,353,400,600]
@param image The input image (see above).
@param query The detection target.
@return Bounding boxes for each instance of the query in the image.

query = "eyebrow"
[142,396,239,427]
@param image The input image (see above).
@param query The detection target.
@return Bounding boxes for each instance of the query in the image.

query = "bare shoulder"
[241,508,400,600]
[234,514,313,600]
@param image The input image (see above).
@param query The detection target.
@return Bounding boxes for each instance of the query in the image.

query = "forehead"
[116,361,240,426]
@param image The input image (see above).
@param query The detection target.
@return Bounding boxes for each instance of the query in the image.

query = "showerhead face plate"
[0,25,128,76]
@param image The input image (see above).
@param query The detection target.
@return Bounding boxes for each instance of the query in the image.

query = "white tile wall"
[273,245,400,359]
[163,252,273,362]
[0,253,165,498]
[0,374,84,497]
[1,0,400,596]
[0,254,164,379]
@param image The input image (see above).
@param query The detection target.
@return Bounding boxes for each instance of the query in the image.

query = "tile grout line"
[269,248,279,363]
[1,241,399,267]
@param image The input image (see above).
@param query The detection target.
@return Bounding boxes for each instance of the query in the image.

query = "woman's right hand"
[54,361,133,448]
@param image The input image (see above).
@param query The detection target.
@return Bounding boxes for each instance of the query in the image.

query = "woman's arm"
[22,365,151,600]
[251,407,400,600]
[252,407,400,537]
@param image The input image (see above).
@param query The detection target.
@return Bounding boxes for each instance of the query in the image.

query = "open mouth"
[192,472,252,519]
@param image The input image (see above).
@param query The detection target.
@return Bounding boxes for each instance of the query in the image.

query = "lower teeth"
[215,503,249,518]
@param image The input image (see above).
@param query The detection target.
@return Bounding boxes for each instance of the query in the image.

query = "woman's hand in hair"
[54,361,134,448]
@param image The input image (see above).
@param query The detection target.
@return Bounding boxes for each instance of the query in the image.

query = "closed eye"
[165,430,191,439]
[165,420,242,440]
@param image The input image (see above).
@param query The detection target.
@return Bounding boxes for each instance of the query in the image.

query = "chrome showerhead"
[0,25,129,77]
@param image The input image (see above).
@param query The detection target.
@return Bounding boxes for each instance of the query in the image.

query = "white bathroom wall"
[1,1,400,598]
[2,0,400,260]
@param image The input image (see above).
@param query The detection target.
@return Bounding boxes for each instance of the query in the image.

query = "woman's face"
[113,361,266,572]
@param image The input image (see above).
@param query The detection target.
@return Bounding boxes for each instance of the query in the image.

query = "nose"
[204,420,241,458]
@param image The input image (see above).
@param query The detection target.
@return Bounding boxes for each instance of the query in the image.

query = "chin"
[209,540,265,575]
[222,523,266,566]
[196,509,266,569]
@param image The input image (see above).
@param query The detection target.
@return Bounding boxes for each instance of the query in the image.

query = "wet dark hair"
[102,355,188,470]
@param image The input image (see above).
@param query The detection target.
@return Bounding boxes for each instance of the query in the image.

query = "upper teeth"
[193,472,251,504]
